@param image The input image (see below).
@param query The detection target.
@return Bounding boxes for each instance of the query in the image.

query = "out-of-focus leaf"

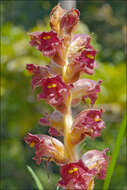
[103,113,126,190]
[27,165,44,190]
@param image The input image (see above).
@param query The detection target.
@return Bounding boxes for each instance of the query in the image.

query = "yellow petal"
[68,169,74,174]
[48,84,57,88]
[43,36,51,40]
[94,117,101,122]
[86,54,94,59]
[29,142,35,148]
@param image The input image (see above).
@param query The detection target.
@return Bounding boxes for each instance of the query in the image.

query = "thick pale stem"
[62,35,77,162]
[62,49,69,81]
[62,35,72,81]
[64,93,78,162]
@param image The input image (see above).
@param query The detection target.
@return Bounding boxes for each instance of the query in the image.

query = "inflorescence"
[24,4,109,190]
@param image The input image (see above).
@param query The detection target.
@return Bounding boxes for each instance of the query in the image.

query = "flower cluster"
[25,4,109,190]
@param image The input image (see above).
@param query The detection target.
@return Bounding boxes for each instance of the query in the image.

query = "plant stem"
[62,36,77,162]
[64,93,78,162]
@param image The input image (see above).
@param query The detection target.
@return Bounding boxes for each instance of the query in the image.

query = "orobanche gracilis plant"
[24,4,109,190]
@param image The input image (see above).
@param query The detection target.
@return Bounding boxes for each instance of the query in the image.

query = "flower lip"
[58,160,95,190]
[24,133,67,165]
[74,49,97,74]
[37,76,71,111]
[81,149,109,180]
[24,133,41,146]
[71,109,105,144]
[74,108,105,130]
[39,31,58,42]
[26,64,56,90]
[72,79,102,106]
[29,31,61,57]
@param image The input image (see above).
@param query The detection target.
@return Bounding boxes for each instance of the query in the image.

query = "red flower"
[72,79,102,106]
[71,34,91,48]
[39,111,64,136]
[29,31,61,57]
[29,31,42,47]
[37,76,72,112]
[81,149,109,180]
[48,127,61,136]
[24,133,67,165]
[39,112,50,126]
[58,160,95,190]
[63,34,97,82]
[71,109,105,144]
[26,64,56,90]
[74,49,97,75]
[60,8,80,34]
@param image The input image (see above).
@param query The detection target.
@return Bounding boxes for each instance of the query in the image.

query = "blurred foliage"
[1,1,126,190]
[27,166,44,190]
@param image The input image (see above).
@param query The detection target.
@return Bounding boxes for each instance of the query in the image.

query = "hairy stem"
[64,93,78,162]
[62,36,77,162]
[62,35,72,82]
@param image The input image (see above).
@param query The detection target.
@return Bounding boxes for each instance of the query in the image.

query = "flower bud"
[60,8,80,34]
[50,3,65,34]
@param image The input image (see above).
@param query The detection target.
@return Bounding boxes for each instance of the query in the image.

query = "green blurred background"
[1,0,126,190]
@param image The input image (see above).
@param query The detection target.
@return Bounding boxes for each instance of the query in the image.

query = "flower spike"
[25,4,109,190]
